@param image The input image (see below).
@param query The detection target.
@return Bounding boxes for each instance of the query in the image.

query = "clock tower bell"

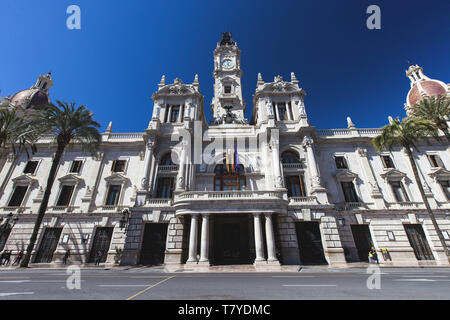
[211,32,247,124]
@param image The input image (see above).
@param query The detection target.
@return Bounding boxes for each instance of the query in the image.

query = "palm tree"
[410,95,450,144]
[0,108,38,159]
[20,101,101,267]
[373,117,450,262]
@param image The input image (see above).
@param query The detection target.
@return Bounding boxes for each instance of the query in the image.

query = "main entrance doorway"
[404,224,434,261]
[351,224,373,262]
[34,228,62,263]
[88,227,114,263]
[295,222,327,265]
[140,223,168,265]
[212,214,253,265]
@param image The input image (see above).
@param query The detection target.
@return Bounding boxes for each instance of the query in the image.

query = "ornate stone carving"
[302,136,314,149]
[356,147,367,157]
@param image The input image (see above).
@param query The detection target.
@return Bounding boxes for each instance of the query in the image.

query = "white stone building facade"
[1,33,449,267]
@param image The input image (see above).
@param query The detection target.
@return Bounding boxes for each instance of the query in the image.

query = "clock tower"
[211,32,247,124]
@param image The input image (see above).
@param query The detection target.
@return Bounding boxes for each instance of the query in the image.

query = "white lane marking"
[0,292,34,297]
[283,285,337,287]
[400,276,448,278]
[99,284,156,287]
[0,280,31,283]
[272,276,315,278]
[393,279,450,282]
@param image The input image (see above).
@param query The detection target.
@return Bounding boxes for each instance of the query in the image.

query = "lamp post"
[119,209,130,234]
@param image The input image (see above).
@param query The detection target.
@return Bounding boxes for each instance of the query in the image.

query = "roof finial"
[105,121,112,134]
[257,73,264,86]
[291,72,298,84]
[347,116,355,129]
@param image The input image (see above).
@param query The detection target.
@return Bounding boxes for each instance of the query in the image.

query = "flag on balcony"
[225,149,230,173]
[234,146,239,173]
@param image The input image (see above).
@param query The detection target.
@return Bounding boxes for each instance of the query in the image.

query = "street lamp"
[119,209,130,234]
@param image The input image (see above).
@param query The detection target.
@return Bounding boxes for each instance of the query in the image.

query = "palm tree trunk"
[438,123,450,144]
[405,147,450,262]
[20,144,65,267]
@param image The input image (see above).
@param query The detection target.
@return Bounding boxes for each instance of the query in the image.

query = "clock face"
[222,59,234,69]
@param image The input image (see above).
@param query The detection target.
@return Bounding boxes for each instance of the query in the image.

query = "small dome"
[407,80,447,107]
[10,89,49,109]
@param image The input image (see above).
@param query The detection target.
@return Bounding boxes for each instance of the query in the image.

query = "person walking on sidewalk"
[368,247,379,264]
[94,250,103,266]
[2,250,11,266]
[63,249,71,265]
[12,250,23,266]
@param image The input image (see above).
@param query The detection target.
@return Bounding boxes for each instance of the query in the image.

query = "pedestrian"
[63,249,71,265]
[368,247,379,264]
[12,250,23,266]
[95,250,102,266]
[3,250,11,266]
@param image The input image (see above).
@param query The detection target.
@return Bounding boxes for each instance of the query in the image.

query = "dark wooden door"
[88,227,114,263]
[404,224,434,261]
[351,225,373,262]
[34,228,62,263]
[213,215,251,265]
[295,222,327,265]
[139,223,168,265]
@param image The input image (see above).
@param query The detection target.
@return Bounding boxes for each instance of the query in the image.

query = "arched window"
[281,151,300,164]
[160,153,175,166]
[214,162,246,191]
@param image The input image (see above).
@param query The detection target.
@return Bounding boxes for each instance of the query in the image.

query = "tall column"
[355,148,385,209]
[199,214,210,264]
[140,137,155,191]
[275,103,280,121]
[265,213,280,264]
[176,142,187,191]
[271,137,283,189]
[302,136,328,203]
[302,136,321,188]
[253,213,266,264]
[187,214,199,263]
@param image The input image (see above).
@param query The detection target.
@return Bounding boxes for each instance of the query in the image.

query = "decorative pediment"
[154,78,197,96]
[257,81,299,94]
[380,169,406,181]
[334,169,358,181]
[104,173,130,184]
[58,174,84,185]
[428,168,450,181]
[12,174,38,186]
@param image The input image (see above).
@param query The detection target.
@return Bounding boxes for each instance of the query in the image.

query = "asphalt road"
[0,267,449,300]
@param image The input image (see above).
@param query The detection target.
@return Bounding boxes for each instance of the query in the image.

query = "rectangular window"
[157,178,173,198]
[170,106,180,123]
[112,160,126,173]
[277,103,288,121]
[427,154,444,168]
[163,106,169,123]
[224,85,232,94]
[105,185,121,206]
[286,175,306,197]
[56,185,75,206]
[272,103,277,121]
[390,181,409,202]
[341,181,359,202]
[69,160,83,174]
[23,161,39,174]
[335,156,348,169]
[8,186,28,207]
[439,181,450,201]
[382,155,395,169]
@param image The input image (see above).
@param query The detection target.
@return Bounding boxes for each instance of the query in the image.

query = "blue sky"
[1,0,449,132]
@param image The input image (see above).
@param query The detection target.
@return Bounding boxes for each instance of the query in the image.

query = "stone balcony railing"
[335,202,375,210]
[158,165,179,172]
[386,202,425,210]
[282,163,304,170]
[288,196,318,205]
[146,198,173,207]
[175,190,286,201]
[316,128,382,139]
